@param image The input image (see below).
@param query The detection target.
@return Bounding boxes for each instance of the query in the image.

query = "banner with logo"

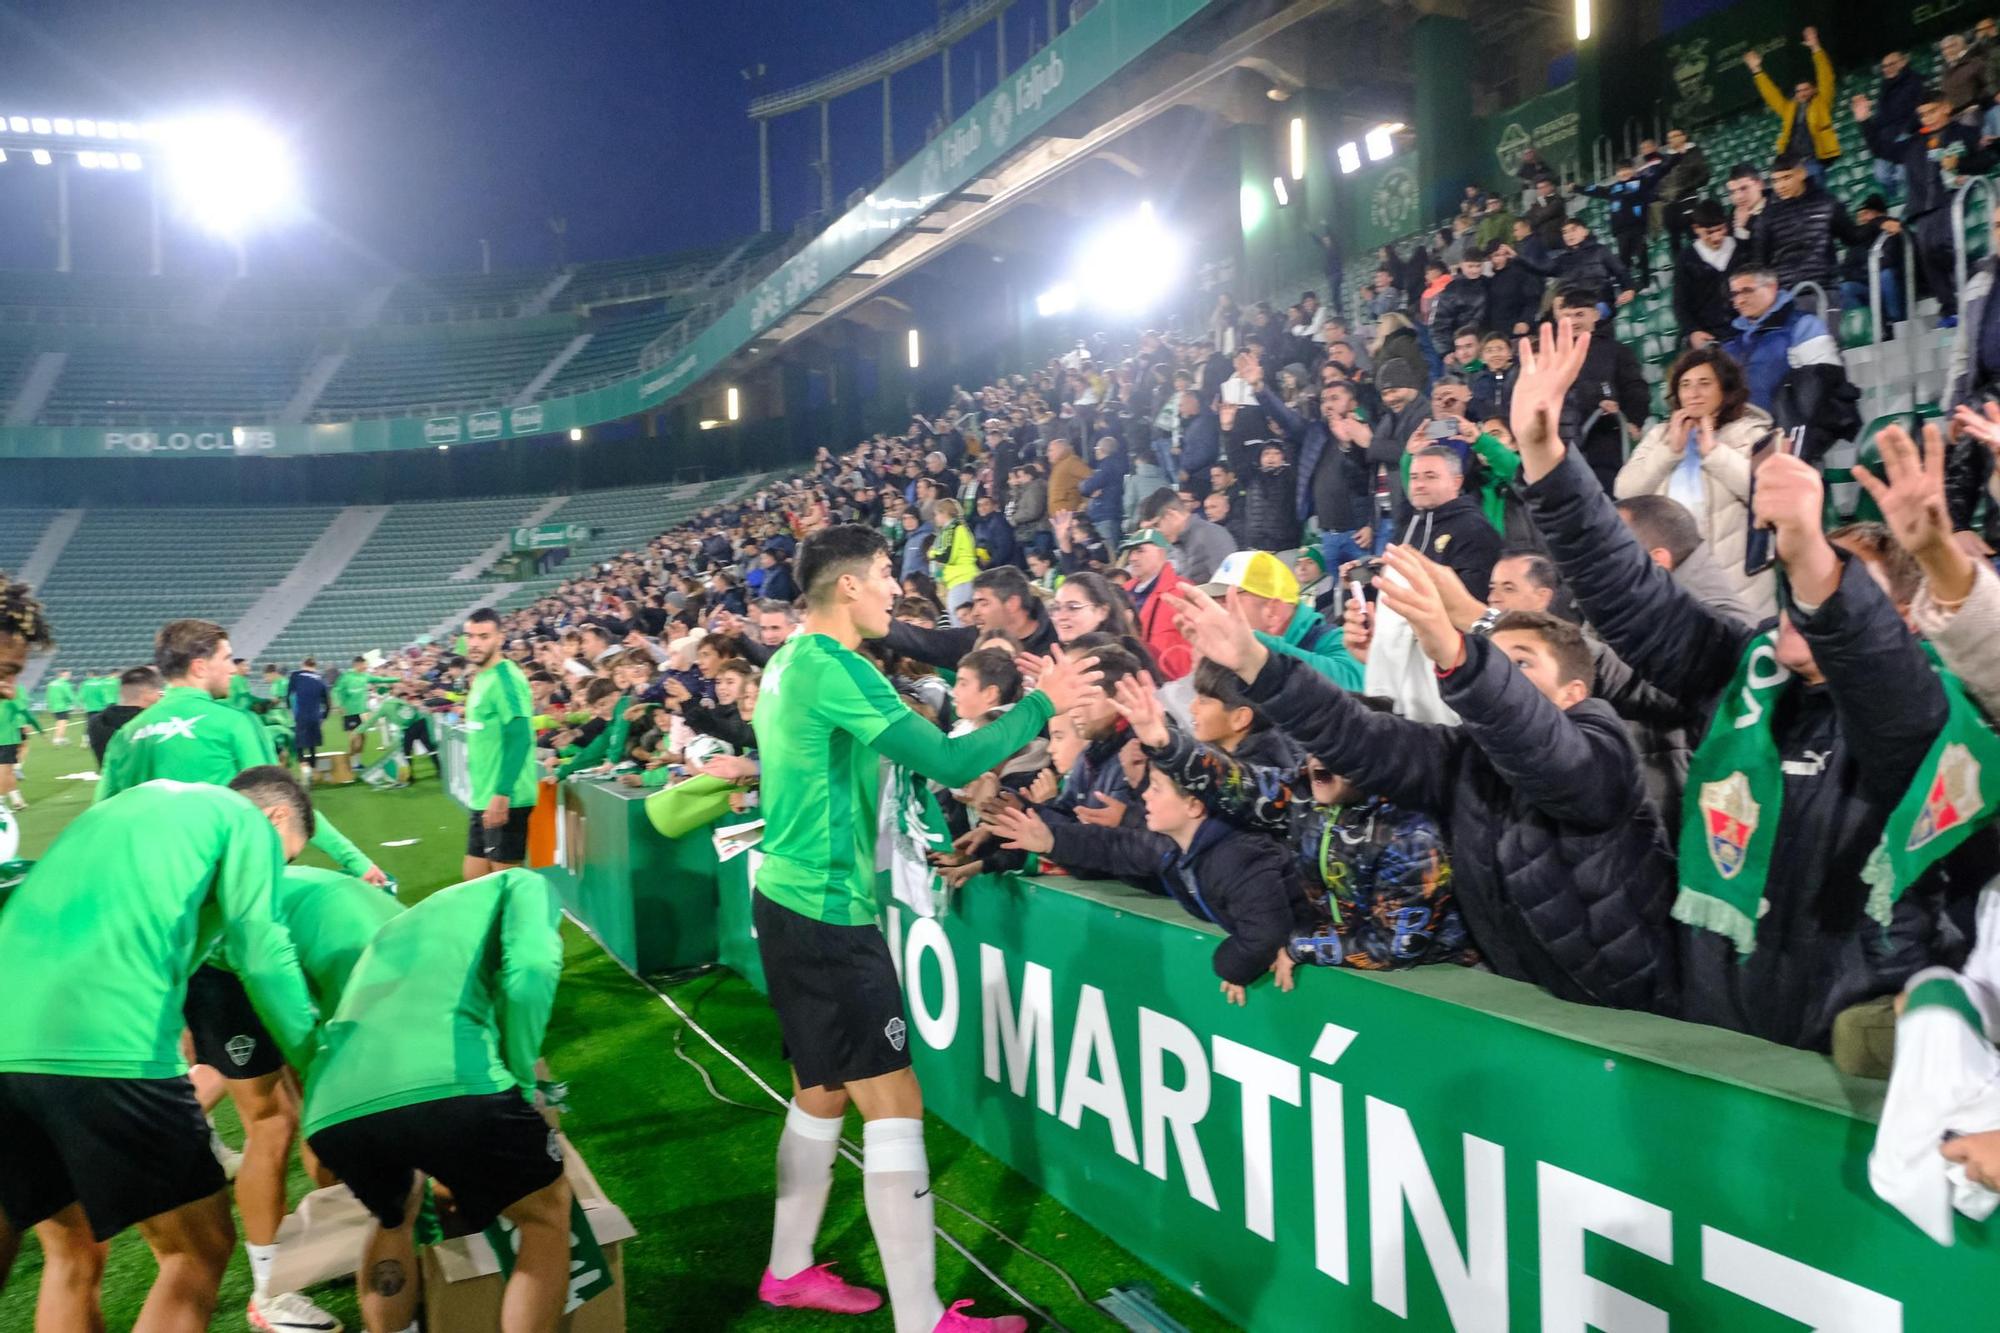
[1479,85,1581,193]
[1647,0,1818,133]
[787,870,2000,1330]
[0,0,1224,462]
[511,522,591,551]
[1349,151,1425,254]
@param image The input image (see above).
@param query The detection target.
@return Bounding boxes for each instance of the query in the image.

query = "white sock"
[768,1100,844,1280]
[862,1118,943,1333]
[245,1240,277,1303]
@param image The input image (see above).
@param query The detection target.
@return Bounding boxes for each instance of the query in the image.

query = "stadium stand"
[37,329,319,425]
[311,318,577,418]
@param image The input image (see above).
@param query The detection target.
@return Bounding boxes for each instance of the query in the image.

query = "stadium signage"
[99,428,276,454]
[510,403,544,433]
[1010,49,1065,123]
[861,884,1996,1329]
[467,410,504,440]
[424,417,462,445]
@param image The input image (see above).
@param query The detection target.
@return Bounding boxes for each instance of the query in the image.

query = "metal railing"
[749,0,1015,119]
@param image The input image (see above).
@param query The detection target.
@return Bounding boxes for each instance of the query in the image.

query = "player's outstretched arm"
[494,869,564,1092]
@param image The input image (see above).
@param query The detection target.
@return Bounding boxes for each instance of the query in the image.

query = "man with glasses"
[1723,267,1841,411]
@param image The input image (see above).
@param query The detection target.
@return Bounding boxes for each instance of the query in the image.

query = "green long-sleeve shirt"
[0,697,44,745]
[227,674,256,713]
[0,781,319,1078]
[331,672,400,718]
[301,868,563,1137]
[467,661,538,809]
[42,678,75,712]
[272,867,403,1017]
[82,676,118,712]
[97,685,375,877]
[557,695,632,778]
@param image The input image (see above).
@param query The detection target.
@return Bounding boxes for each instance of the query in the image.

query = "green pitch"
[0,721,1233,1331]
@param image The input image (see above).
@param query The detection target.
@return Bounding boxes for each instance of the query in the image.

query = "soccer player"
[0,769,320,1333]
[302,867,567,1333]
[0,682,39,812]
[82,667,119,727]
[98,618,383,1333]
[228,658,258,714]
[0,578,52,812]
[289,659,330,781]
[42,668,74,746]
[750,525,1097,1333]
[332,658,397,763]
[90,665,166,765]
[461,608,538,881]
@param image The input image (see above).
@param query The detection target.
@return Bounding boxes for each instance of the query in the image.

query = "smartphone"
[1742,427,1803,576]
[1422,416,1461,441]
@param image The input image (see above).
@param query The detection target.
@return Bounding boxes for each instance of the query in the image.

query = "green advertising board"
[0,0,1222,462]
[1648,0,1822,136]
[715,868,2000,1330]
[512,522,591,551]
[1349,151,1426,254]
[1480,84,1582,192]
[545,777,719,976]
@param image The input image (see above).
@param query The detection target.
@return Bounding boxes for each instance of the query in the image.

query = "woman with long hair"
[1047,573,1161,677]
[1615,345,1775,619]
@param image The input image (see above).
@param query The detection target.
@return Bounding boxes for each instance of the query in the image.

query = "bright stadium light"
[1365,124,1400,162]
[161,113,302,239]
[118,121,140,139]
[906,328,921,369]
[51,118,72,136]
[119,152,141,171]
[1574,0,1591,40]
[30,149,50,166]
[699,418,722,430]
[7,117,26,133]
[29,118,50,135]
[726,386,741,421]
[568,428,584,442]
[75,118,96,137]
[1272,175,1290,208]
[1337,142,1362,174]
[1288,116,1306,181]
[1074,202,1184,315]
[76,151,98,169]
[1035,282,1077,318]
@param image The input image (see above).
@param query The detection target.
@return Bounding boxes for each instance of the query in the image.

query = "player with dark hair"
[749,524,1098,1332]
[462,607,539,881]
[0,575,51,819]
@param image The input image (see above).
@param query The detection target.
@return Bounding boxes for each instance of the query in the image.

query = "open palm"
[1510,321,1591,479]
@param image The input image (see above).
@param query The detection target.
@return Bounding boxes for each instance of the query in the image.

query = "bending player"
[0,575,49,816]
[301,867,568,1333]
[0,769,320,1333]
[750,525,1097,1333]
[98,618,385,1333]
[461,608,538,880]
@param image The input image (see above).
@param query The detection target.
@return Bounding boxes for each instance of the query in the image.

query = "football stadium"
[4,0,2000,1328]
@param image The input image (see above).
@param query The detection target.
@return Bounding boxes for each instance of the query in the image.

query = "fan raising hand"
[1510,319,1592,483]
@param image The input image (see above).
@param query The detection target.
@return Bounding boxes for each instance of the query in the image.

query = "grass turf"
[0,722,1236,1331]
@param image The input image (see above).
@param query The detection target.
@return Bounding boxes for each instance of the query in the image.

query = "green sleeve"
[1256,627,1366,691]
[215,805,321,1073]
[556,725,607,778]
[494,869,564,1092]
[20,709,42,736]
[94,733,134,803]
[557,696,629,778]
[1471,432,1521,533]
[495,716,533,800]
[868,692,1055,789]
[640,765,675,789]
[309,815,376,878]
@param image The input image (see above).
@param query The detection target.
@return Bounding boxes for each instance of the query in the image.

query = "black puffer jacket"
[1241,461,1302,551]
[1046,816,1315,984]
[1429,275,1488,352]
[1760,182,1867,293]
[1525,446,1982,1051]
[1243,634,1679,1014]
[879,598,1059,670]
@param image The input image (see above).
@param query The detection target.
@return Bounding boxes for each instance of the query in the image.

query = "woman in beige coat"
[1615,345,1777,620]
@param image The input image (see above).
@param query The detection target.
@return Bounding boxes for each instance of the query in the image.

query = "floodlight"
[76,151,98,169]
[30,149,50,166]
[1575,0,1591,41]
[699,419,722,430]
[117,121,139,139]
[906,328,921,369]
[7,117,25,133]
[119,153,141,171]
[0,150,7,164]
[1289,117,1306,181]
[568,428,584,442]
[30,118,50,135]
[1035,282,1078,318]
[161,113,302,239]
[1272,175,1289,207]
[52,118,72,136]
[76,119,96,137]
[1337,142,1362,174]
[1365,125,1396,162]
[726,386,741,421]
[1074,204,1184,315]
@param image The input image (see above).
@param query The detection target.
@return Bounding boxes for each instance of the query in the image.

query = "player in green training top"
[303,868,568,1332]
[747,525,1097,1333]
[0,687,40,813]
[332,657,398,764]
[41,668,74,747]
[80,669,118,720]
[461,607,539,881]
[0,578,51,820]
[97,617,383,1333]
[0,769,319,1333]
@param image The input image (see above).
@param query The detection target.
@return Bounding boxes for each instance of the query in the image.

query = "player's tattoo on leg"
[369,1259,407,1297]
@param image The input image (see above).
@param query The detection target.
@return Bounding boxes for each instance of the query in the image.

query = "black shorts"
[184,964,285,1079]
[343,714,365,732]
[753,893,912,1089]
[0,1071,224,1239]
[308,1091,564,1234]
[0,744,16,765]
[466,806,532,863]
[50,711,69,721]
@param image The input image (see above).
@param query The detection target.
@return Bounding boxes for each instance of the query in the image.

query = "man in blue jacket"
[1079,435,1128,548]
[1723,266,1841,410]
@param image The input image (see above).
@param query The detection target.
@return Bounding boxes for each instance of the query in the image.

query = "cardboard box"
[421,1133,636,1333]
[266,1182,377,1297]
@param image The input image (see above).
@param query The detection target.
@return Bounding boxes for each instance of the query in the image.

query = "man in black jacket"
[1510,320,1979,1053]
[1553,219,1635,306]
[875,565,1058,669]
[1856,87,1989,320]
[1484,242,1545,338]
[1673,202,1741,348]
[1551,284,1651,492]
[1761,152,1874,300]
[1429,250,1490,354]
[1402,446,1503,599]
[88,666,163,764]
[1168,551,1678,1014]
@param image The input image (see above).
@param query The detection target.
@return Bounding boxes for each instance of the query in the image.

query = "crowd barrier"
[536,796,2000,1328]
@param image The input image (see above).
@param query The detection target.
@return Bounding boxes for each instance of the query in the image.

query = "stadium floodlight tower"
[0,109,299,276]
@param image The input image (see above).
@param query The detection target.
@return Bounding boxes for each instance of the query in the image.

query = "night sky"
[0,0,1042,277]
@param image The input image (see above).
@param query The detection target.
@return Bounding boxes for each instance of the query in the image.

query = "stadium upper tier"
[0,233,786,425]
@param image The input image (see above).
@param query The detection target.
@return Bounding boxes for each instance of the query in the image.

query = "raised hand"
[1166,584,1268,683]
[1024,644,1105,714]
[1751,451,1839,604]
[1511,319,1591,482]
[1341,590,1374,663]
[990,804,1055,853]
[1076,793,1129,828]
[1375,545,1466,670]
[1856,421,1978,607]
[1025,767,1061,805]
[1108,672,1170,748]
[1415,550,1489,631]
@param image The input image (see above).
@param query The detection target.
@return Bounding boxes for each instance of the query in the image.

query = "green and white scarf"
[1861,656,2000,927]
[1675,630,1792,955]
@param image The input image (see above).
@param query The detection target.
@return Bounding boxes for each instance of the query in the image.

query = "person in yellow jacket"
[928,497,982,621]
[1745,28,1839,182]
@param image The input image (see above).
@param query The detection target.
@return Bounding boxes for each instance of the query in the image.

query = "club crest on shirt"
[1700,770,1759,879]
[884,1017,907,1052]
[1434,533,1451,552]
[225,1034,257,1067]
[1909,743,1984,851]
